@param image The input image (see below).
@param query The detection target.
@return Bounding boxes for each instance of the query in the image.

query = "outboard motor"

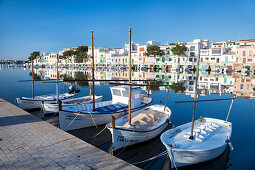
[68,85,80,94]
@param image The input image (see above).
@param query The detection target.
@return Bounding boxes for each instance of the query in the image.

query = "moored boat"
[59,86,152,131]
[107,104,171,152]
[16,92,75,110]
[42,95,103,115]
[160,117,232,168]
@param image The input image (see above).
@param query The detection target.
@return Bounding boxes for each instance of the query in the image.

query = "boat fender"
[199,116,206,123]
[225,139,234,150]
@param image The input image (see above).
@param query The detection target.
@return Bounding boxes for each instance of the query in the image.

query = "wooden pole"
[58,99,62,111]
[56,54,59,103]
[31,59,35,99]
[164,87,170,111]
[148,80,151,97]
[189,44,201,140]
[91,29,95,111]
[128,27,132,125]
[111,115,115,128]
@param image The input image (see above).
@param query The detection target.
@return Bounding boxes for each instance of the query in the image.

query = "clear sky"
[1,0,255,60]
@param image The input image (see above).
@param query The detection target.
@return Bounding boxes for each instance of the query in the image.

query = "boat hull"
[42,96,102,115]
[16,98,42,110]
[59,111,126,131]
[109,122,169,152]
[168,144,227,168]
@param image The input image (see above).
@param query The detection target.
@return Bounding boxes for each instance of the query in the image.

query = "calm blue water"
[0,65,255,169]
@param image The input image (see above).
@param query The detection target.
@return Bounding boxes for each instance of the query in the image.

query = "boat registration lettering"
[117,135,138,143]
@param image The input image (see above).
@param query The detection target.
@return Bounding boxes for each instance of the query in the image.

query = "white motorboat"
[59,86,152,131]
[42,95,103,115]
[160,117,232,168]
[106,104,171,152]
[16,92,75,110]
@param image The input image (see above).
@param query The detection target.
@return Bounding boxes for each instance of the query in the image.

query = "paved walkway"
[0,98,139,169]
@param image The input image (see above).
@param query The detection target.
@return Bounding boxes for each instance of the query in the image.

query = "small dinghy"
[42,95,103,115]
[161,117,232,168]
[59,86,152,131]
[107,104,171,152]
[16,92,75,110]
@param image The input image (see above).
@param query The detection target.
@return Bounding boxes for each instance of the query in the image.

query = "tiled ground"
[0,98,139,170]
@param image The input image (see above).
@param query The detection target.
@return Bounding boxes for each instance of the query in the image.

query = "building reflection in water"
[33,68,255,99]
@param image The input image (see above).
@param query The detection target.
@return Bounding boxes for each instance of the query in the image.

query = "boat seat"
[95,103,128,113]
[123,110,165,131]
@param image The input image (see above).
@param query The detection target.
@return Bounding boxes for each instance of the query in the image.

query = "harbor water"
[0,65,255,169]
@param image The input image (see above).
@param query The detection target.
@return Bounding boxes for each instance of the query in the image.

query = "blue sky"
[0,0,255,60]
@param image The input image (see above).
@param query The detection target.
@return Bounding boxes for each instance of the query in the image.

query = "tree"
[170,82,186,93]
[76,46,88,53]
[171,44,187,63]
[28,51,40,61]
[145,45,163,57]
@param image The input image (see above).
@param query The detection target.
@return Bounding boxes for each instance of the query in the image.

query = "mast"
[128,27,132,125]
[31,59,35,99]
[91,29,95,111]
[56,54,59,103]
[189,44,201,139]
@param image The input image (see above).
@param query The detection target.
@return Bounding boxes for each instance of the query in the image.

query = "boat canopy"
[110,86,142,109]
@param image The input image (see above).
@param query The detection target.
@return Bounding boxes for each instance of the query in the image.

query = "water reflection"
[33,67,255,99]
[1,66,254,169]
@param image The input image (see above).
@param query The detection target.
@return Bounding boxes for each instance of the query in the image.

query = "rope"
[88,111,98,129]
[226,98,235,121]
[169,149,178,170]
[131,150,168,165]
[66,112,81,129]
[90,126,107,139]
[115,129,136,156]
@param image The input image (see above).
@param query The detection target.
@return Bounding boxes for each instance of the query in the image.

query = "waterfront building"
[236,39,255,70]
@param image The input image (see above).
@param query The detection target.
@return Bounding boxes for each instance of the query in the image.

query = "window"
[194,58,197,62]
[115,59,117,62]
[211,58,215,60]
[122,90,128,97]
[169,58,172,61]
[133,90,141,99]
[139,47,144,51]
[112,89,121,96]
[247,84,250,90]
[189,58,193,62]
[190,52,195,57]
[183,58,185,61]
[190,46,195,51]
[167,51,170,55]
[249,51,253,56]
[240,84,244,89]
[205,57,209,60]
[243,51,246,56]
[212,49,221,55]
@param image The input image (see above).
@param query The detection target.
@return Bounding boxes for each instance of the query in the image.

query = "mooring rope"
[91,126,107,139]
[115,129,136,156]
[131,150,168,165]
[66,112,81,129]
[88,111,98,129]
